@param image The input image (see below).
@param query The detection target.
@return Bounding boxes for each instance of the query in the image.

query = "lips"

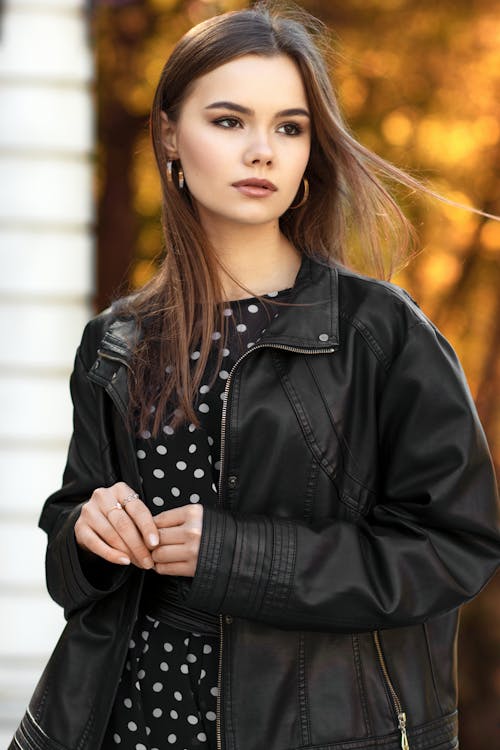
[232,178,277,191]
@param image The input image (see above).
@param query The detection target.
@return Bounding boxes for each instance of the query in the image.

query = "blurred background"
[0,0,498,746]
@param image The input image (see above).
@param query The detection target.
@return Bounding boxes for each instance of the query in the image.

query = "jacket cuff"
[48,503,131,610]
[223,514,295,619]
[182,507,296,621]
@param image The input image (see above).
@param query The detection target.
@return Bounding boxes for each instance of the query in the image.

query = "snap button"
[318,333,329,341]
[224,615,233,624]
[228,475,238,488]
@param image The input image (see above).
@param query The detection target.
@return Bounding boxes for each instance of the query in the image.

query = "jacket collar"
[257,252,339,350]
[99,253,339,364]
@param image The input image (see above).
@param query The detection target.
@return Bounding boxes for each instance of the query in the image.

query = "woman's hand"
[74,482,159,568]
[152,504,204,577]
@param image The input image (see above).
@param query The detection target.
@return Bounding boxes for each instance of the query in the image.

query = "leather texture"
[9,253,500,750]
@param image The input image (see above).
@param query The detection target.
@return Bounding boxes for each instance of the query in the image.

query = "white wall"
[0,0,94,741]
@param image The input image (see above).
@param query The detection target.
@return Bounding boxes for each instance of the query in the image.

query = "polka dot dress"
[102,286,292,749]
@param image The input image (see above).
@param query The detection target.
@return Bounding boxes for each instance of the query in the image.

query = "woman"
[10,3,500,750]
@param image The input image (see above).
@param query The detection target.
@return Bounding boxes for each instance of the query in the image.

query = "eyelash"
[212,117,303,136]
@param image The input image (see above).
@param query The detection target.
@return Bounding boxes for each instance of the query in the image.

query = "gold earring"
[178,165,184,190]
[166,160,173,183]
[290,177,309,210]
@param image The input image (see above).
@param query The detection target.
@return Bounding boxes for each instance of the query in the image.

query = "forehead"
[184,53,308,110]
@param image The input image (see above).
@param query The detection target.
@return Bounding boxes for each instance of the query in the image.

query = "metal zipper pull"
[398,712,409,750]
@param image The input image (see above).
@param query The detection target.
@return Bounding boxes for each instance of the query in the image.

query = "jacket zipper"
[101,338,337,750]
[372,630,410,750]
[215,340,337,750]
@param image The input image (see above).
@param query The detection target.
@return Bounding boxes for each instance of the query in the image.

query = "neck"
[200,214,302,301]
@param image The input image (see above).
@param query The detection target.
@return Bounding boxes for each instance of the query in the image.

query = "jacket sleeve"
[39,321,132,618]
[181,320,500,631]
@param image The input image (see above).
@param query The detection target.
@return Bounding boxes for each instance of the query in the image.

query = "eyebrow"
[204,101,310,118]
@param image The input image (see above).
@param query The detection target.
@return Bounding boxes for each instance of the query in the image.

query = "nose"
[243,131,274,167]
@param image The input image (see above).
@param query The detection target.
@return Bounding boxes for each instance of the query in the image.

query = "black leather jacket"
[10,254,500,750]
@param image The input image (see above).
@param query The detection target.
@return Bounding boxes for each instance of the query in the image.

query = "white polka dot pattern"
[135,286,293,524]
[104,286,294,749]
[103,617,220,749]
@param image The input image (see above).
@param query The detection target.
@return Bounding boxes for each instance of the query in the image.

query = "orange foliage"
[94,2,499,747]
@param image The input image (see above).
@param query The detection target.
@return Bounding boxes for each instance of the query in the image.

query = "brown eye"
[277,122,302,136]
[213,117,242,129]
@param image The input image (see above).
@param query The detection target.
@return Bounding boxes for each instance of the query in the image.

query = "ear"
[160,111,179,158]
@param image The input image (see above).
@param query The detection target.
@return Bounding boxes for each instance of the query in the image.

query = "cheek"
[177,128,225,184]
[295,139,311,175]
[284,142,311,193]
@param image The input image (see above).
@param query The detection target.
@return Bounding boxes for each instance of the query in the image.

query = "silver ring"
[121,491,140,506]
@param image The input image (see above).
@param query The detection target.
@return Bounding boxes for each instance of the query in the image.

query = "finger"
[93,483,141,521]
[81,504,146,568]
[106,509,155,569]
[121,496,160,549]
[157,526,186,545]
[78,499,129,551]
[90,485,120,511]
[76,526,131,566]
[83,486,155,568]
[103,504,123,521]
[155,561,195,577]
[75,502,143,568]
[151,543,187,564]
[154,504,203,528]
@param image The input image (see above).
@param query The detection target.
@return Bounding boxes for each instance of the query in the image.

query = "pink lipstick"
[232,178,277,198]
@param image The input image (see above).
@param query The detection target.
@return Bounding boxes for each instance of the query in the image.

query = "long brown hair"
[119,1,436,436]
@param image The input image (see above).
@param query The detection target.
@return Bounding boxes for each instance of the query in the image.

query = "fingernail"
[118,557,131,565]
[143,557,154,569]
[149,533,159,547]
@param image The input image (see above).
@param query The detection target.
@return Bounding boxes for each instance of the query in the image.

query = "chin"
[204,207,279,225]
[195,198,286,227]
[234,214,281,227]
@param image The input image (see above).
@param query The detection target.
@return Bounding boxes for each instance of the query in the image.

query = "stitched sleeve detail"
[222,514,274,617]
[185,509,294,621]
[262,518,296,616]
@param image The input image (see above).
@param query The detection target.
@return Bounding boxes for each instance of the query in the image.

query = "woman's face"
[161,54,311,229]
